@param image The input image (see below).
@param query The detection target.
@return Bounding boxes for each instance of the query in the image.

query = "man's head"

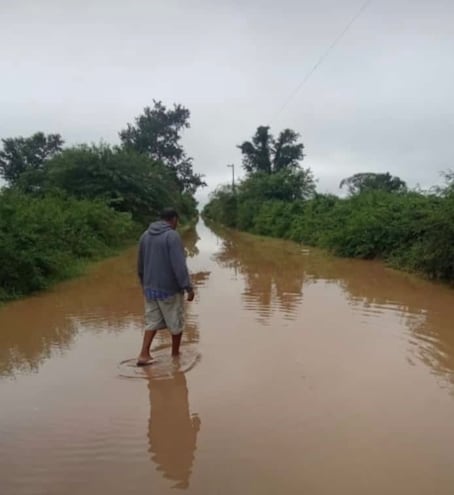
[160,208,179,229]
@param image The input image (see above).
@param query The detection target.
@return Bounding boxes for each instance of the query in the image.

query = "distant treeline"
[203,126,454,283]
[0,101,204,301]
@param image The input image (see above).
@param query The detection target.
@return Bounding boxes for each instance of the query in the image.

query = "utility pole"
[227,163,235,191]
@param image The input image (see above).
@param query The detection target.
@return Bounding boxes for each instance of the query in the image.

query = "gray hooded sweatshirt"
[137,221,193,295]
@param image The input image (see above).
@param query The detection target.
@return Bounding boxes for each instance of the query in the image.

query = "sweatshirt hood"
[147,220,173,236]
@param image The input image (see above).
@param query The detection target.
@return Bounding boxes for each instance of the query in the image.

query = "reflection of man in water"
[148,373,200,489]
[137,208,194,366]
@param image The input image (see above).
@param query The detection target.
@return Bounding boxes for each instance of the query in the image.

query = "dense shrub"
[0,191,135,300]
[17,145,197,224]
[203,181,454,283]
[390,193,454,280]
[203,185,238,228]
[0,105,203,302]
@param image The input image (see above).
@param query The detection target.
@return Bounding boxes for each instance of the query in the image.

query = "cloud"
[1,0,453,193]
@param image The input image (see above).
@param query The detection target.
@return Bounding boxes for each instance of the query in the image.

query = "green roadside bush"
[17,145,195,225]
[203,185,238,228]
[203,182,454,283]
[0,191,135,301]
[0,105,203,302]
[313,191,432,259]
[390,193,454,280]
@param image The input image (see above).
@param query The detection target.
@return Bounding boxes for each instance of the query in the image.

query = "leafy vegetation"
[339,172,407,195]
[238,126,305,174]
[0,191,134,300]
[204,125,454,284]
[0,101,202,301]
[0,132,63,185]
[119,100,206,194]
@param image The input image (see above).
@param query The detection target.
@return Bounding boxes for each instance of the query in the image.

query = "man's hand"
[187,289,195,302]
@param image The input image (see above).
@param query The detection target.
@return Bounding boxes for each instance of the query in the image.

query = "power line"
[272,0,372,121]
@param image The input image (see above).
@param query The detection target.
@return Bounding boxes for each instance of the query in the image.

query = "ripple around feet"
[118,345,201,380]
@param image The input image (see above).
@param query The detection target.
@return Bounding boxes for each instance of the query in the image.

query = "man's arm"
[168,231,193,298]
[137,236,145,287]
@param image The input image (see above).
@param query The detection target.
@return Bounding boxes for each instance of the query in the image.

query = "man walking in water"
[137,208,194,366]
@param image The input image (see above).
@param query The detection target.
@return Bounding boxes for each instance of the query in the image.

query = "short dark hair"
[160,208,179,221]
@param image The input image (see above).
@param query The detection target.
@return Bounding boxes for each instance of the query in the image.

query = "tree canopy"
[0,132,63,185]
[119,101,205,194]
[41,145,181,224]
[238,126,304,175]
[339,172,407,195]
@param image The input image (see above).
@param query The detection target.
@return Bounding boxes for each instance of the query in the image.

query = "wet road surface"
[1,221,454,494]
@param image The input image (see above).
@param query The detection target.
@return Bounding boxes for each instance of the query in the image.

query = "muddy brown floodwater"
[1,221,454,495]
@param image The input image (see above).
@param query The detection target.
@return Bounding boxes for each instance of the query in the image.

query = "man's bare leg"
[137,330,157,365]
[171,332,183,357]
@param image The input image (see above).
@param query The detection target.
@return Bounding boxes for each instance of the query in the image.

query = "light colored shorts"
[144,293,185,335]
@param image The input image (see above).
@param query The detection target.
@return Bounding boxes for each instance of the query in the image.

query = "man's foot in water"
[136,355,153,367]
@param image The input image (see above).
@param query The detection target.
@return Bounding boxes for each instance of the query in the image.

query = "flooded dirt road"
[1,221,454,495]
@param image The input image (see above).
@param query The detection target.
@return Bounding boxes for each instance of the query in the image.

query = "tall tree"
[238,126,273,174]
[42,144,182,224]
[339,172,407,195]
[272,129,304,172]
[238,126,304,175]
[119,101,205,193]
[0,132,63,185]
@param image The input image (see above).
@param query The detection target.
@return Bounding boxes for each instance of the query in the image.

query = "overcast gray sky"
[1,0,453,202]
